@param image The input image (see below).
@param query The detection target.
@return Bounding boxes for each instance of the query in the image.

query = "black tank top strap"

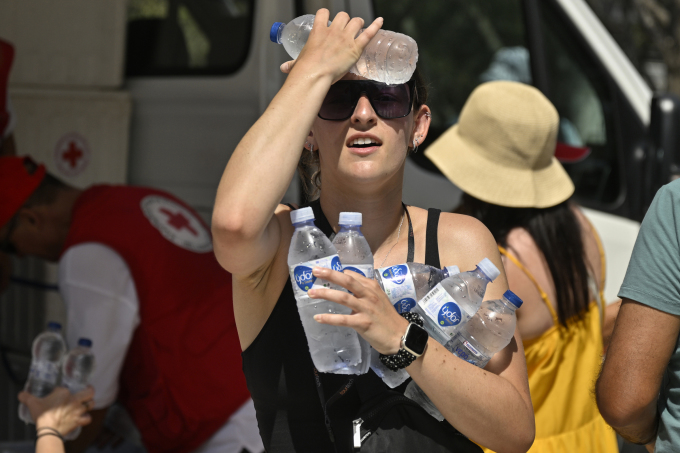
[309,199,335,237]
[404,203,415,263]
[425,208,441,268]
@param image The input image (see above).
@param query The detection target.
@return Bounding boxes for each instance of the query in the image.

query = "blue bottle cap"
[47,322,62,331]
[78,338,92,348]
[502,290,523,308]
[270,22,284,43]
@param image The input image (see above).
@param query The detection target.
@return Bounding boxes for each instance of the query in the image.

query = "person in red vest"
[0,155,263,453]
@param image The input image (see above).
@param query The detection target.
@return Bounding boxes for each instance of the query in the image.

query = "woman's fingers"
[312,266,368,295]
[329,11,351,30]
[308,286,362,312]
[74,386,95,403]
[280,60,296,73]
[354,17,383,48]
[313,8,331,30]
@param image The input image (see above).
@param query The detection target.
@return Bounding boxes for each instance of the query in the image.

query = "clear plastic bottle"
[62,338,96,440]
[405,291,523,421]
[372,264,460,388]
[413,258,500,345]
[19,322,67,423]
[289,207,362,373]
[270,15,418,84]
[376,263,460,314]
[332,212,372,375]
[448,290,523,368]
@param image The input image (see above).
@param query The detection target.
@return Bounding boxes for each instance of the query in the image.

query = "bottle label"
[342,264,374,279]
[290,255,343,297]
[377,265,417,313]
[418,283,464,339]
[28,361,60,385]
[452,340,488,366]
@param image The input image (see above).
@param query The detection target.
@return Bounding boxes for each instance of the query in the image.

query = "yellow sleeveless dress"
[484,242,618,453]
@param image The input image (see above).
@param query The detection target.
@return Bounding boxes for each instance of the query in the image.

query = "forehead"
[340,73,371,82]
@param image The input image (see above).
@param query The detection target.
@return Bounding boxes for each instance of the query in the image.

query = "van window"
[539,2,620,205]
[125,0,254,76]
[373,0,528,163]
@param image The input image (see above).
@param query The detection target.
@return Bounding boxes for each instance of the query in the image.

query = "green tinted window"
[126,0,254,76]
[373,0,528,163]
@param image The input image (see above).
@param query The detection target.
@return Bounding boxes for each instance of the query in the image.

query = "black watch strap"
[379,313,426,372]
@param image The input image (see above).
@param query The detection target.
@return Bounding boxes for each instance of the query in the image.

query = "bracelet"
[36,427,64,442]
[379,312,425,372]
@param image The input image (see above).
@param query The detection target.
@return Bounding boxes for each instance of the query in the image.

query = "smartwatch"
[379,312,429,371]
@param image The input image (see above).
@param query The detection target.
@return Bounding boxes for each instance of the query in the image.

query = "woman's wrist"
[36,415,63,435]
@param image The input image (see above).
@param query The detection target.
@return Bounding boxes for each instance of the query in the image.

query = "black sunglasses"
[0,214,18,255]
[318,79,416,121]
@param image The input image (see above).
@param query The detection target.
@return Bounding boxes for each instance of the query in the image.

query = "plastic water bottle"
[332,212,372,375]
[405,291,522,421]
[372,264,460,388]
[448,290,523,368]
[376,264,460,314]
[270,15,418,84]
[289,207,362,373]
[19,322,67,423]
[413,258,500,345]
[61,338,95,440]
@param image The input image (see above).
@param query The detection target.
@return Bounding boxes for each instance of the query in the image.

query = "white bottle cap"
[290,207,315,224]
[477,258,500,281]
[338,212,362,226]
[443,265,460,278]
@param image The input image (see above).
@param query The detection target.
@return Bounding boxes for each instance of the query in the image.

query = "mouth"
[347,136,383,150]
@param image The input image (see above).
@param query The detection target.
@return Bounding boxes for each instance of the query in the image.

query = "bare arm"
[211,10,383,278]
[312,218,534,453]
[596,298,680,445]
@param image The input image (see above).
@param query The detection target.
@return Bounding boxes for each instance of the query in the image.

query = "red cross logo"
[159,208,198,236]
[62,142,83,168]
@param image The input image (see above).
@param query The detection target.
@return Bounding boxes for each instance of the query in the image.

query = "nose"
[351,94,377,125]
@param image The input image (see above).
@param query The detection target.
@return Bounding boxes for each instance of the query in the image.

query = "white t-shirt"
[58,242,263,453]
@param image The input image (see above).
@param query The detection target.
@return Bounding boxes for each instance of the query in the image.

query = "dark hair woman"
[426,80,618,453]
[212,10,534,453]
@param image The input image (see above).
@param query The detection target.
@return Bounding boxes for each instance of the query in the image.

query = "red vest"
[61,186,249,453]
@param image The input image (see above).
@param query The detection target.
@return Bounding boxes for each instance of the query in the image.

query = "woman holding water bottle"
[213,9,534,453]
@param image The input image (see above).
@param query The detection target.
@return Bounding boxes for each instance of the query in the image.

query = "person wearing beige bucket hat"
[425,80,574,209]
[426,81,619,453]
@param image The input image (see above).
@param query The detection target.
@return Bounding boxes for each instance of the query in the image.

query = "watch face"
[404,324,429,356]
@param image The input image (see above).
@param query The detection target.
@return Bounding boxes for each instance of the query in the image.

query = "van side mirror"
[647,94,680,206]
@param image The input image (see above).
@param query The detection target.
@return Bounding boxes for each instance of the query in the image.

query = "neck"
[318,172,405,255]
[46,187,83,260]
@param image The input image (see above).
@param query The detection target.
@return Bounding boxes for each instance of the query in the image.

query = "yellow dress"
[485,243,618,453]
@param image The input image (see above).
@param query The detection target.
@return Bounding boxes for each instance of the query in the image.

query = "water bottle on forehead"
[19,322,67,423]
[332,212,372,374]
[270,14,418,85]
[288,207,363,373]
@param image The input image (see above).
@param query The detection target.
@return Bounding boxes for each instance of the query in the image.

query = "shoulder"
[436,212,502,271]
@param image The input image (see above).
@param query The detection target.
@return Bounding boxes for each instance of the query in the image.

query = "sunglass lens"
[319,83,356,120]
[370,84,411,119]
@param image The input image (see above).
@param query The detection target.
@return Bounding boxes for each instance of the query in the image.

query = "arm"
[596,298,679,444]
[18,387,94,453]
[312,217,534,453]
[211,10,383,278]
[602,299,621,352]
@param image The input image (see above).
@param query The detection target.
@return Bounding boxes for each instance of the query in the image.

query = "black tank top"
[242,201,442,452]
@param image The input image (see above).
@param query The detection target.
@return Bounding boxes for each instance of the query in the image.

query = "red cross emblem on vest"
[141,195,212,253]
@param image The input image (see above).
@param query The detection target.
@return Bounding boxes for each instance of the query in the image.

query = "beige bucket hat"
[425,81,574,208]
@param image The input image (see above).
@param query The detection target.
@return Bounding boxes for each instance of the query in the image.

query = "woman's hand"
[285,9,384,83]
[308,267,409,354]
[18,386,94,435]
